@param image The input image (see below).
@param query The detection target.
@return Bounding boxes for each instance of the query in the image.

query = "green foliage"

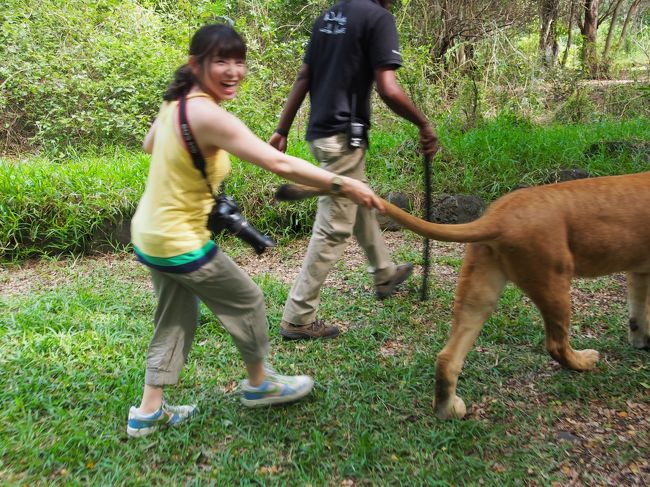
[554,86,600,124]
[0,0,329,153]
[2,118,649,261]
[2,0,649,154]
[0,0,185,152]
[1,1,649,260]
[0,148,148,259]
[435,116,650,198]
[0,145,319,261]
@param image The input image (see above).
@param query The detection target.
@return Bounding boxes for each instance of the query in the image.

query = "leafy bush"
[2,0,649,156]
[0,0,187,153]
[2,1,650,260]
[3,118,649,260]
[0,148,148,259]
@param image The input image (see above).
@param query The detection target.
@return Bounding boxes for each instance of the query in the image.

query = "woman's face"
[197,55,246,102]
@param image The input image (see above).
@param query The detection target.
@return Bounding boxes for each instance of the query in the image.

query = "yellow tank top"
[131,93,231,261]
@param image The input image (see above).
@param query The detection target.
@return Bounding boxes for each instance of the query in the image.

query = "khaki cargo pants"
[145,250,269,386]
[282,133,396,326]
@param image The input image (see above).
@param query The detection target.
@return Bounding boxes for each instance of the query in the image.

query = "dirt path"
[0,232,463,298]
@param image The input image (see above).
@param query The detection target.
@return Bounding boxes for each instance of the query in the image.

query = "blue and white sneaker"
[126,401,198,438]
[240,369,314,407]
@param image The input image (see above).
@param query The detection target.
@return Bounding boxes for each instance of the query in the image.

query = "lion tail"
[383,201,499,243]
[274,184,500,243]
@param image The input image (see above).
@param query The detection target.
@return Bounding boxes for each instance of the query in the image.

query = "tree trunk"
[561,0,576,67]
[602,0,624,63]
[432,0,456,67]
[580,0,600,78]
[614,0,642,55]
[539,0,560,66]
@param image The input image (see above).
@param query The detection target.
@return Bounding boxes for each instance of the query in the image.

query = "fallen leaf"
[258,465,280,476]
[222,380,238,393]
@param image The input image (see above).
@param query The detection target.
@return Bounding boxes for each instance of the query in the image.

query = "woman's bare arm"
[143,117,160,154]
[190,100,383,211]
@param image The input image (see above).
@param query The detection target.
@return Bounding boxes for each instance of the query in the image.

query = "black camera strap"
[176,94,275,254]
[178,95,224,195]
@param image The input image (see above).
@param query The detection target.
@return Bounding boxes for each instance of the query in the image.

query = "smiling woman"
[163,24,248,104]
[201,54,246,100]
[126,23,384,438]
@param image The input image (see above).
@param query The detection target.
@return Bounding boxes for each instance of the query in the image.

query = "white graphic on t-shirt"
[320,10,347,35]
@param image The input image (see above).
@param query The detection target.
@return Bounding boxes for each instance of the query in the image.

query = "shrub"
[3,118,649,261]
[0,0,184,153]
[0,148,148,259]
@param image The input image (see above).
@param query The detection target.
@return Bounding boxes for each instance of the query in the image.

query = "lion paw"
[574,349,600,370]
[628,330,650,350]
[433,395,467,420]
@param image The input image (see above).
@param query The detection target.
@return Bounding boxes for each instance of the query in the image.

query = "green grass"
[1,234,648,485]
[0,147,148,259]
[2,117,649,261]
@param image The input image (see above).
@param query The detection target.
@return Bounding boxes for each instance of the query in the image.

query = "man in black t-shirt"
[270,0,438,340]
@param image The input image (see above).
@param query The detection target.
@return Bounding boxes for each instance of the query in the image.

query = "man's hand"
[269,132,288,153]
[375,68,439,157]
[419,124,439,157]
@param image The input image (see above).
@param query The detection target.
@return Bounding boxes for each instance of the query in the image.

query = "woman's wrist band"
[274,127,289,137]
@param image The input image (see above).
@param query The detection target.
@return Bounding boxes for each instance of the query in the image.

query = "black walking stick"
[420,153,433,301]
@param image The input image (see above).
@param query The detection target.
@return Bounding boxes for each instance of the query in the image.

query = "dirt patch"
[235,232,464,287]
[549,400,650,486]
[1,235,629,316]
[471,393,649,486]
[468,372,649,486]
[0,233,464,298]
[0,253,152,298]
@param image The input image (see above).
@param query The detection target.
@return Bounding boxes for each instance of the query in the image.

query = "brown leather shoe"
[280,319,340,340]
[375,263,414,299]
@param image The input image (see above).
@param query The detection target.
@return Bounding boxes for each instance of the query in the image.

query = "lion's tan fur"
[383,171,650,418]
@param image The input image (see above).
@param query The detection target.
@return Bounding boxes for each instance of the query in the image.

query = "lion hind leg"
[627,272,650,349]
[521,272,599,371]
[434,244,507,420]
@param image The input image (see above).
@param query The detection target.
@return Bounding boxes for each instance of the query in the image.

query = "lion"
[276,172,650,420]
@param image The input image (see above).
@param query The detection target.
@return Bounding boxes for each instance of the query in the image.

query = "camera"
[348,121,366,150]
[208,194,276,255]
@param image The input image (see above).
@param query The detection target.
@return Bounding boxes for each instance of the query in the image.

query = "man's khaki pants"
[145,250,269,386]
[282,133,396,326]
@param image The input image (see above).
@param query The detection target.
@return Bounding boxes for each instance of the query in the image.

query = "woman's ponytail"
[163,64,195,101]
